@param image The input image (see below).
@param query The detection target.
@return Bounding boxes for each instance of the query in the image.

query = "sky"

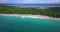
[0,0,60,4]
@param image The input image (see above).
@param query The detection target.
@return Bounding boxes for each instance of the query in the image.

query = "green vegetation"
[0,5,60,18]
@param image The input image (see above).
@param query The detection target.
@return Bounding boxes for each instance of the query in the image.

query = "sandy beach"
[0,14,60,20]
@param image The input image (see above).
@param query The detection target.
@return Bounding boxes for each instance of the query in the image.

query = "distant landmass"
[0,3,60,9]
[0,3,60,6]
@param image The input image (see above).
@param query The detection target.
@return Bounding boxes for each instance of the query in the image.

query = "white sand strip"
[0,14,60,20]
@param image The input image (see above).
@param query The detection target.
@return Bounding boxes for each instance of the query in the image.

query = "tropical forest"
[0,4,60,18]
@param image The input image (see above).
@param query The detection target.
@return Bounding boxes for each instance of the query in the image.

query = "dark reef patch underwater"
[0,16,60,32]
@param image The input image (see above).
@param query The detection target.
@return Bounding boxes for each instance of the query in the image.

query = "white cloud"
[20,0,60,4]
[0,0,60,4]
[0,0,8,3]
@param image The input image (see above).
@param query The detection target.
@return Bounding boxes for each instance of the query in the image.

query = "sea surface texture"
[0,16,60,32]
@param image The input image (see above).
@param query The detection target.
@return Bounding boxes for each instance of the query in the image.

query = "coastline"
[0,14,60,20]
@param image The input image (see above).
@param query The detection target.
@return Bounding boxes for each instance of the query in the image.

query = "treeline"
[0,5,60,17]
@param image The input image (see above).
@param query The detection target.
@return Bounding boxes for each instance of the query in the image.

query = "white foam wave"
[20,16,51,19]
[0,14,59,20]
[20,16,60,20]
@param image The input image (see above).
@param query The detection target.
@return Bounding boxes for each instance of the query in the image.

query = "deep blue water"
[0,16,60,32]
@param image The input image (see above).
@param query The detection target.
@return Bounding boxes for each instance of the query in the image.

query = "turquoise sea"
[0,16,60,32]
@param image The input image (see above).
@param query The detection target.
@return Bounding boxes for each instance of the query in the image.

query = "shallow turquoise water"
[0,16,60,32]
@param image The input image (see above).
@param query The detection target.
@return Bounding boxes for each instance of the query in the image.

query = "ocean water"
[0,16,60,32]
[7,4,59,8]
[7,5,48,8]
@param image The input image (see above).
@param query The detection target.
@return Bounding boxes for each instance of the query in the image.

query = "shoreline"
[0,14,60,20]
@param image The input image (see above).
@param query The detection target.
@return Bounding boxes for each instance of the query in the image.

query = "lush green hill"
[0,4,60,17]
[44,7,60,17]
